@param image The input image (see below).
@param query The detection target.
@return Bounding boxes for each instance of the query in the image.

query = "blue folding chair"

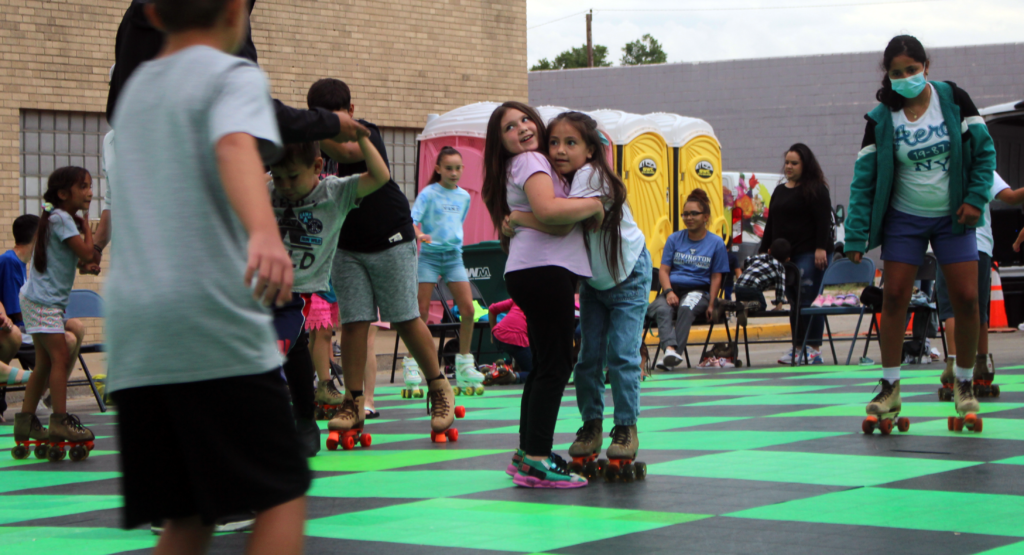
[65,289,107,412]
[799,258,877,366]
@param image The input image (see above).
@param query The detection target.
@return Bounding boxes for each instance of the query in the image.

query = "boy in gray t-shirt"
[104,0,308,547]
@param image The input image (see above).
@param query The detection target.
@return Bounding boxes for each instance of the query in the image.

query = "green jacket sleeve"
[844,120,878,254]
[955,86,996,211]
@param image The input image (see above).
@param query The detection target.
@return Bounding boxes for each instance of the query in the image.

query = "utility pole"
[586,10,593,68]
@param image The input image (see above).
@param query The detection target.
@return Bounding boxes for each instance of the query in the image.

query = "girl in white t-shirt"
[481,101,604,489]
[511,111,651,482]
[15,166,97,460]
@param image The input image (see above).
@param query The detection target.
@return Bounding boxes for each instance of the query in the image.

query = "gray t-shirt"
[105,46,283,393]
[21,209,81,310]
[270,175,360,293]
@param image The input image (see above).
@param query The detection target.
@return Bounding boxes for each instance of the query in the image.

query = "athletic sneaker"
[513,453,588,489]
[810,295,826,308]
[506,449,524,477]
[778,348,795,365]
[659,349,683,369]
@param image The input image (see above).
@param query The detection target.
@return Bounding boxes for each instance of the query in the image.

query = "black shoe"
[295,417,321,457]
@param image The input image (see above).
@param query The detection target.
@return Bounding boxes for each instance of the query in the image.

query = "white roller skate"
[453,353,485,396]
[401,357,424,399]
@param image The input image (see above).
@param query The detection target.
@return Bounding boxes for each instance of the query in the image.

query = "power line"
[528,0,946,31]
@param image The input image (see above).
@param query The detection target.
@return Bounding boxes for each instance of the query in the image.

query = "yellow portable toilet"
[587,110,671,266]
[647,113,725,241]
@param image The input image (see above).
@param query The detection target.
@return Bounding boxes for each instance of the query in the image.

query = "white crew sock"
[955,365,974,382]
[882,366,901,382]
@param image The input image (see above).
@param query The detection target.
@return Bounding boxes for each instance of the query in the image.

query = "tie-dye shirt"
[411,183,471,253]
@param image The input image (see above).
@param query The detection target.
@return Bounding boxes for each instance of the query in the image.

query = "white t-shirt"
[569,164,646,290]
[891,84,952,218]
[976,172,1011,257]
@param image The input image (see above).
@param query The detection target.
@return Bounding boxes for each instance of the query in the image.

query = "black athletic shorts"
[111,369,311,529]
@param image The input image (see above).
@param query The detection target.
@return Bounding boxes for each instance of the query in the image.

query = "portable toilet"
[417,102,500,246]
[587,109,671,265]
[647,113,725,241]
[536,106,615,168]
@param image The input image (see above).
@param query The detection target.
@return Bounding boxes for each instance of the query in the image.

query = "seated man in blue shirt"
[0,215,36,419]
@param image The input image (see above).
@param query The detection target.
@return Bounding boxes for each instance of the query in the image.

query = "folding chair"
[799,258,877,366]
[640,270,662,370]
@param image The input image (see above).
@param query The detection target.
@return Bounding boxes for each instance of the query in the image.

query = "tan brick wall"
[0,0,527,347]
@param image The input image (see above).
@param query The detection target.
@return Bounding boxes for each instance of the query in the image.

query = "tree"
[530,44,611,71]
[621,34,667,66]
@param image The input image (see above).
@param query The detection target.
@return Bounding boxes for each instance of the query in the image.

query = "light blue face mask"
[891,72,927,99]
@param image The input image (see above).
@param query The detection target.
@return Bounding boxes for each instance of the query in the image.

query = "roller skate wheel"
[974,416,983,433]
[992,385,1000,397]
[897,417,910,433]
[954,417,964,432]
[621,462,636,483]
[947,417,956,431]
[605,466,619,483]
[326,431,340,451]
[47,446,65,462]
[634,461,647,481]
[862,416,877,434]
[431,430,447,443]
[360,433,372,448]
[568,460,583,474]
[342,435,356,450]
[475,386,485,395]
[11,445,28,460]
[69,445,88,462]
[597,458,608,475]
[454,406,466,418]
[34,444,49,459]
[583,460,601,481]
[453,387,462,396]
[879,419,893,435]
[401,390,409,399]
[446,428,459,442]
[415,389,424,398]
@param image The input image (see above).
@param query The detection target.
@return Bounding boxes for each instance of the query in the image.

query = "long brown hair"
[481,101,553,250]
[429,146,462,185]
[34,166,89,274]
[876,35,929,111]
[782,143,829,203]
[549,111,629,281]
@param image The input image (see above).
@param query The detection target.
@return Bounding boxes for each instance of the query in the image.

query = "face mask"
[891,72,927,99]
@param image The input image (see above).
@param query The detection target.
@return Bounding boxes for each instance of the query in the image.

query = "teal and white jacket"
[845,81,996,254]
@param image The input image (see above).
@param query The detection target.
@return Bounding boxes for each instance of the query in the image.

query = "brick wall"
[529,43,1024,210]
[0,0,527,346]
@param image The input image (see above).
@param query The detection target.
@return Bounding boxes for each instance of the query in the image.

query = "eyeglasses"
[681,211,704,218]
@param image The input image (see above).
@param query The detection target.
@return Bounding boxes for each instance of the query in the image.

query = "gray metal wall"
[529,43,1024,209]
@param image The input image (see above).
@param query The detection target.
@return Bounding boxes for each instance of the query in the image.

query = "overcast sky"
[526,0,1024,68]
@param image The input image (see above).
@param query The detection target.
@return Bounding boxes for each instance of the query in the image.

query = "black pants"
[273,295,315,421]
[505,266,579,456]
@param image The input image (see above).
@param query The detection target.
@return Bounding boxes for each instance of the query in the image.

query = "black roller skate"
[972,353,999,398]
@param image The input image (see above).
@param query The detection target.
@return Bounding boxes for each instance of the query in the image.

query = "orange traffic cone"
[989,266,1012,331]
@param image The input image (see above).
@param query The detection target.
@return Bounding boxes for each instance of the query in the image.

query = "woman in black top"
[760,143,833,364]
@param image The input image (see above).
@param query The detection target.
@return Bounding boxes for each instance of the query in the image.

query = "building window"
[380,127,419,200]
[20,110,110,219]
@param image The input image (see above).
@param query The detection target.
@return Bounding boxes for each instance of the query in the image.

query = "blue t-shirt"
[0,250,27,320]
[411,183,471,253]
[661,231,730,289]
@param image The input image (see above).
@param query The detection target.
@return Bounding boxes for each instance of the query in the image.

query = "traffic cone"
[989,266,1012,331]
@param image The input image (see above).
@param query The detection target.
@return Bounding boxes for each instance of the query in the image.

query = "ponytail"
[34,166,89,274]
[429,146,462,185]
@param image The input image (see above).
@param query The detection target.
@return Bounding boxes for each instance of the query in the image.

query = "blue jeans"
[792,251,827,347]
[575,248,651,427]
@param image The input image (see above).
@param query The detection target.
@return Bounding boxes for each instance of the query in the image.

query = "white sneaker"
[662,349,683,368]
[806,347,824,365]
[778,349,795,365]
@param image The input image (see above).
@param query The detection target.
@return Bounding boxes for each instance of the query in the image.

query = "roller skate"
[862,379,910,435]
[314,379,344,419]
[604,424,646,483]
[937,358,955,401]
[11,413,49,460]
[482,361,517,386]
[506,448,524,477]
[949,379,982,433]
[400,357,424,399]
[427,374,465,442]
[326,392,372,450]
[46,413,95,462]
[453,354,485,396]
[567,419,604,480]
[513,452,588,489]
[972,353,999,398]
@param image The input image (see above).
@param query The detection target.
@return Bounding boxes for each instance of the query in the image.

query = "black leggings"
[505,266,579,457]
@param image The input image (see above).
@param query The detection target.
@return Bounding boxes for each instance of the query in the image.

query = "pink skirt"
[303,293,339,331]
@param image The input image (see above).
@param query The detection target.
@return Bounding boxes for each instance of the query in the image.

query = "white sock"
[948,355,956,364]
[955,365,973,382]
[882,366,901,382]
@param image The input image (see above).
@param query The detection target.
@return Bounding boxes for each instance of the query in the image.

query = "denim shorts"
[417,248,468,283]
[880,209,978,267]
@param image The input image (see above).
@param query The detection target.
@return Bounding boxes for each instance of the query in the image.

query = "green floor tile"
[641,372,708,381]
[308,449,507,472]
[648,450,979,486]
[0,527,155,555]
[640,378,764,389]
[393,395,567,411]
[993,456,1024,465]
[309,470,513,498]
[784,369,937,380]
[727,487,1024,537]
[0,496,123,525]
[642,385,836,397]
[306,498,707,552]
[413,404,606,422]
[903,417,1024,440]
[689,392,929,406]
[467,416,745,436]
[0,470,121,494]
[557,430,846,452]
[769,402,1024,418]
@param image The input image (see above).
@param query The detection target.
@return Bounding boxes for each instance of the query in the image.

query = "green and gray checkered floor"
[5,362,1024,554]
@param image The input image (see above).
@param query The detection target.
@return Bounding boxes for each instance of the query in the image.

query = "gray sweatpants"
[647,290,710,349]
